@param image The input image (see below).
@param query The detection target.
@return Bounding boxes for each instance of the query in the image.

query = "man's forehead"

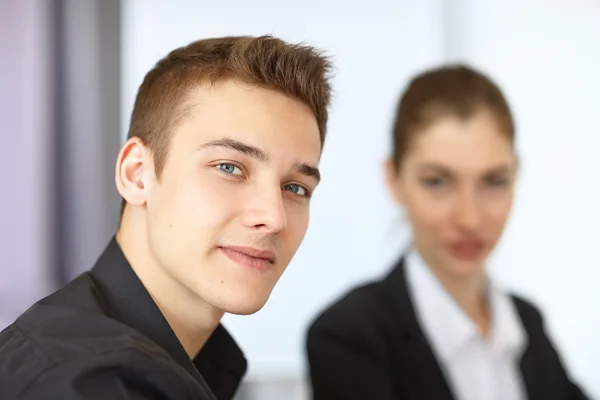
[174,81,322,161]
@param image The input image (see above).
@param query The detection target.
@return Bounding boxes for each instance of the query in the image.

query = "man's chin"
[220,299,269,316]
[207,289,272,316]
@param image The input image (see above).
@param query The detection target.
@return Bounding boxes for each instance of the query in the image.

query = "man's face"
[141,81,321,315]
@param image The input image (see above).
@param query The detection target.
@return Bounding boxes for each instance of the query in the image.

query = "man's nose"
[241,185,287,233]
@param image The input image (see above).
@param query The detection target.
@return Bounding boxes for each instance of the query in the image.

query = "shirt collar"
[489,284,528,357]
[406,250,526,361]
[90,236,247,398]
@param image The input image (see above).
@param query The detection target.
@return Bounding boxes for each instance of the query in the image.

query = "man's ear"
[384,157,404,206]
[115,137,153,208]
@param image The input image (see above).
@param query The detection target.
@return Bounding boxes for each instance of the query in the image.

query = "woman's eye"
[486,176,509,187]
[284,183,308,197]
[217,163,243,176]
[423,177,445,188]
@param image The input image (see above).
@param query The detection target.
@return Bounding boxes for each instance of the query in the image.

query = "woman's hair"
[391,64,515,170]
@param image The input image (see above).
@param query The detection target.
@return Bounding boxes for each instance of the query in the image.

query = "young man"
[0,35,332,400]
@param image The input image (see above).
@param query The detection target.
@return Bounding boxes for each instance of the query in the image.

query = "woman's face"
[386,110,517,279]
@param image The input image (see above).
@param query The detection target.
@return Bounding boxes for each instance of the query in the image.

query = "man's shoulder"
[3,299,167,361]
[1,272,143,363]
[0,278,191,399]
[0,318,204,399]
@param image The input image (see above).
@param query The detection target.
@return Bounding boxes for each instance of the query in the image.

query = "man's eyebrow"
[197,138,269,162]
[294,161,321,183]
[198,137,320,182]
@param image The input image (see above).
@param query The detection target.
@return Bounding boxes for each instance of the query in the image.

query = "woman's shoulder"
[307,276,397,337]
[508,292,546,333]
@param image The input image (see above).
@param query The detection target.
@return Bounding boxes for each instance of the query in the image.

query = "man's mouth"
[218,246,276,271]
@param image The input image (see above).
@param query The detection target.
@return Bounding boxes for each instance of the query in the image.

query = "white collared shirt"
[406,250,528,400]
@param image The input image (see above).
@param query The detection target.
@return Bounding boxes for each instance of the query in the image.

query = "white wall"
[121,0,600,396]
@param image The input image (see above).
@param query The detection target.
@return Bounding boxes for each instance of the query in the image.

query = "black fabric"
[306,257,590,400]
[0,237,246,400]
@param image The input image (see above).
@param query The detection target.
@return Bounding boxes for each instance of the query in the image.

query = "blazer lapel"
[514,299,544,400]
[383,257,457,400]
[520,345,542,400]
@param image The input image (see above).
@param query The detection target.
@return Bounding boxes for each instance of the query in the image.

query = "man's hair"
[121,35,333,214]
[391,64,514,170]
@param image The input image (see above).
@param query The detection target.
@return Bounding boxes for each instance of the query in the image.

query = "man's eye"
[217,163,243,176]
[284,184,309,197]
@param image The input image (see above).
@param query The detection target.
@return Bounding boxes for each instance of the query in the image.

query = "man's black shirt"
[0,237,247,400]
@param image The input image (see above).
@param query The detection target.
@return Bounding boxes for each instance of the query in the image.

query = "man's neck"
[116,213,224,359]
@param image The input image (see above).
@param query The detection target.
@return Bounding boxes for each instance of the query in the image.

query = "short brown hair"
[391,64,514,170]
[122,35,333,213]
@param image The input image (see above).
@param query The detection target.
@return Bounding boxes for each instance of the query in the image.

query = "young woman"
[305,65,589,400]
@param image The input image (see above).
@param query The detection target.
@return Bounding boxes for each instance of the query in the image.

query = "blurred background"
[1,0,599,399]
